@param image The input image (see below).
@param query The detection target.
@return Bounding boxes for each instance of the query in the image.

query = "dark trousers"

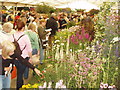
[14,57,29,89]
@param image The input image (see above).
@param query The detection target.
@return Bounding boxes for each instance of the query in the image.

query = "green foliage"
[76,9,85,12]
[94,2,119,87]
[25,2,119,89]
[67,21,76,28]
[35,4,56,14]
[89,9,99,15]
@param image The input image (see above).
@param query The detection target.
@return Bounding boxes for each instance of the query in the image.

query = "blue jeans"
[0,74,11,89]
[40,47,44,63]
[23,49,38,79]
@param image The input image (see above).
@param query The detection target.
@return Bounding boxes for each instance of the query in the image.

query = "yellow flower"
[25,85,30,88]
[22,85,26,88]
[32,84,38,88]
[28,84,31,87]
[22,85,30,88]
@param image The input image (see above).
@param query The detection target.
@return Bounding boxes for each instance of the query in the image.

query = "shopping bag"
[11,65,17,79]
[31,55,40,65]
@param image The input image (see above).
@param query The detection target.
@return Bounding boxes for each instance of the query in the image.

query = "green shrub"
[35,4,56,14]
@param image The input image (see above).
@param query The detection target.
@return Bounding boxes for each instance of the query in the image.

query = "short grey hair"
[2,22,13,32]
[51,13,57,17]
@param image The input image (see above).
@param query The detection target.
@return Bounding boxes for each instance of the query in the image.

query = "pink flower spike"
[85,33,89,39]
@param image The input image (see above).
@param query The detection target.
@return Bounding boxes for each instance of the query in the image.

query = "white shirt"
[0,30,9,54]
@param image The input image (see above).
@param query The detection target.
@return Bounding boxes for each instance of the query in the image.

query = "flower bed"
[22,2,119,89]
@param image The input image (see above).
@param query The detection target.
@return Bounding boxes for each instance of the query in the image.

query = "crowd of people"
[0,9,95,89]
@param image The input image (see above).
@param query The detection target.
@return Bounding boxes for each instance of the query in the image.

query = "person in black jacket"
[46,13,58,48]
[58,15,67,29]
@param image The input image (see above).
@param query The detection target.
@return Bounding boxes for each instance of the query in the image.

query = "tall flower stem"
[106,44,112,83]
[66,35,70,55]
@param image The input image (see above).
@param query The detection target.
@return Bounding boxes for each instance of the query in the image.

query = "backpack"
[13,34,26,55]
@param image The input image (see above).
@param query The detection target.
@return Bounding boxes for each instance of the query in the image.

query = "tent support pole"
[1,2,3,24]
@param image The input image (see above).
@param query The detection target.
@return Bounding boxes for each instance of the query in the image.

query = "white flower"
[100,82,104,88]
[39,86,44,88]
[111,37,120,43]
[86,47,89,49]
[108,86,113,88]
[43,82,47,88]
[59,80,63,85]
[48,82,52,88]
[55,82,61,88]
[103,83,108,88]
[61,43,64,46]
[70,49,72,52]
[61,85,66,88]
[78,50,82,52]
[54,40,60,43]
[96,41,99,44]
[55,80,64,88]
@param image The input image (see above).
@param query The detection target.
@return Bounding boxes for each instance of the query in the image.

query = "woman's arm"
[13,53,42,76]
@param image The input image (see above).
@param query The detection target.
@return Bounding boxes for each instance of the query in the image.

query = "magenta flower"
[48,57,51,59]
[78,71,81,74]
[85,33,89,39]
[86,64,91,68]
[78,35,83,40]
[93,72,97,75]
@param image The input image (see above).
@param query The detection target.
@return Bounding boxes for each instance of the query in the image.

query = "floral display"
[21,2,119,89]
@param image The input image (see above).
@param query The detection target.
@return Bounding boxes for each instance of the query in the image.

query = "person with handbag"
[24,23,40,78]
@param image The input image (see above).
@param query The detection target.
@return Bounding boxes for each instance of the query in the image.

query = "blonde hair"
[1,40,15,59]
[39,19,46,24]
[28,23,36,32]
[2,22,13,33]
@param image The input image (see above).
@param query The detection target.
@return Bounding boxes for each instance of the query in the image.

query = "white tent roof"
[56,1,99,11]
[0,0,78,7]
[0,0,119,9]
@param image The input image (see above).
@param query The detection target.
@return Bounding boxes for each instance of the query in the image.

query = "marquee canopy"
[0,0,119,9]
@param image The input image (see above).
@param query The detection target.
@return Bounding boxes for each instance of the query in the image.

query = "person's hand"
[34,68,43,76]
[4,67,12,72]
